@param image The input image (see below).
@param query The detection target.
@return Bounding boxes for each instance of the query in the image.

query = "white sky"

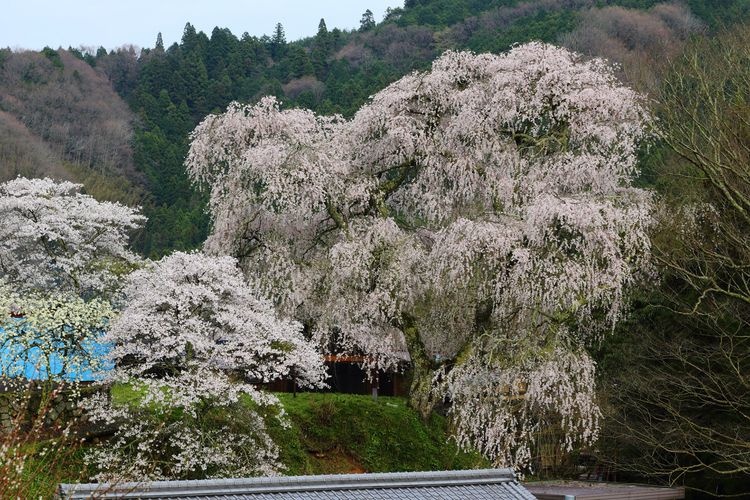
[0,1,404,51]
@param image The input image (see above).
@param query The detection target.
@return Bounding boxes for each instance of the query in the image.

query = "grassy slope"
[109,388,489,474]
[268,393,487,475]
[23,391,486,497]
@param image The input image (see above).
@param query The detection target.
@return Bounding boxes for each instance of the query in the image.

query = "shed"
[56,468,536,499]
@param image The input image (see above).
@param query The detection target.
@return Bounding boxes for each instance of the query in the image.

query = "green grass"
[266,393,488,475]
[110,381,144,405]
[21,389,487,494]
[4,439,90,499]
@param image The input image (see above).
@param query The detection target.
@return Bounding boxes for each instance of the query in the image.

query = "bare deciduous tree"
[561,3,703,93]
[602,25,750,496]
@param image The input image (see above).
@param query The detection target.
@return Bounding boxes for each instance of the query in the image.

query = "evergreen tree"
[312,18,331,79]
[237,32,266,79]
[360,9,376,31]
[270,22,287,59]
[287,46,314,79]
[155,32,164,51]
[181,23,199,52]
[208,69,233,110]
[330,28,343,51]
[317,18,328,39]
[207,27,236,78]
[178,51,209,119]
[137,49,171,97]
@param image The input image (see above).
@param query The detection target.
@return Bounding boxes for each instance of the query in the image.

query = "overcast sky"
[1,1,404,51]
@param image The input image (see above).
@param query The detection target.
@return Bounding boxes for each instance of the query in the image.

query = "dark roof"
[56,468,536,499]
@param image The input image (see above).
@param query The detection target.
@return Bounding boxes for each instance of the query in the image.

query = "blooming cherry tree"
[0,178,144,493]
[85,251,327,480]
[0,177,144,382]
[0,177,145,297]
[186,43,654,471]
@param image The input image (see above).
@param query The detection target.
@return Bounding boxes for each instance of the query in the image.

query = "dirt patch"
[309,446,366,474]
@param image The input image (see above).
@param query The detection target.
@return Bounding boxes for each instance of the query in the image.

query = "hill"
[0,48,146,205]
[1,0,748,255]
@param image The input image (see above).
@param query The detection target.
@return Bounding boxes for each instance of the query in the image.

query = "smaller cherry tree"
[85,251,327,480]
[0,177,144,382]
[0,178,144,495]
[0,177,145,297]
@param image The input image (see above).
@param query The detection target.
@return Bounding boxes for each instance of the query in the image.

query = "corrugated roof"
[56,468,537,499]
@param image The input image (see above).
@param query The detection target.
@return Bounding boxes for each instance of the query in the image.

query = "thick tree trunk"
[403,325,436,420]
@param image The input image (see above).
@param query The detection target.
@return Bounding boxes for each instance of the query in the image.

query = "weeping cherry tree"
[185,43,654,471]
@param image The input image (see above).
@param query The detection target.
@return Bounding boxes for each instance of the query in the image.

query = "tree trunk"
[403,325,436,420]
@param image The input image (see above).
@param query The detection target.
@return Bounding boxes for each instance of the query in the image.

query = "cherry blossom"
[0,177,145,297]
[85,251,327,480]
[186,43,654,470]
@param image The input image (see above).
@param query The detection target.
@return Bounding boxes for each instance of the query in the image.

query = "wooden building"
[263,355,409,398]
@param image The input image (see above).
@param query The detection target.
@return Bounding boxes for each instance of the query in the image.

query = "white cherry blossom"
[0,177,145,298]
[186,43,654,471]
[85,251,327,480]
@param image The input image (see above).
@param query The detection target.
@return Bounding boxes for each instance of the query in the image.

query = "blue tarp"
[0,327,113,381]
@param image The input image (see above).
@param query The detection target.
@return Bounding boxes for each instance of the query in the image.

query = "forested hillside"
[0,0,744,255]
[0,48,145,204]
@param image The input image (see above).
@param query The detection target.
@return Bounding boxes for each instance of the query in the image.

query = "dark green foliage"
[285,46,314,79]
[41,47,63,69]
[391,0,517,28]
[67,46,85,62]
[687,0,750,27]
[129,98,209,257]
[178,51,209,118]
[180,22,203,55]
[271,23,287,59]
[465,8,578,53]
[312,20,332,78]
[359,9,376,32]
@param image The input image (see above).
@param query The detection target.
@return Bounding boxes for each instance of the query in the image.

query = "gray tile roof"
[56,468,537,499]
